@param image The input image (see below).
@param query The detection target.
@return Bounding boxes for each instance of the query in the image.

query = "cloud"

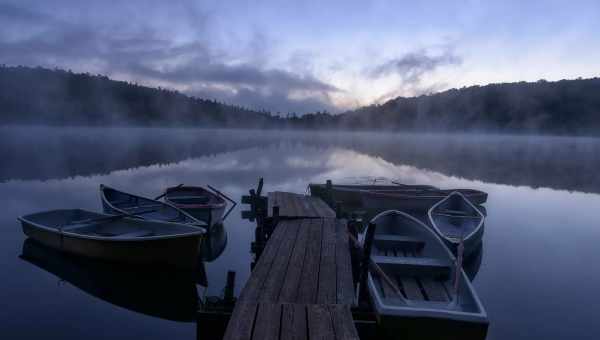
[368,49,461,83]
[0,2,340,114]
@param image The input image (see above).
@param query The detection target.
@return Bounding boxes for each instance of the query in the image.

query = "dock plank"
[251,303,281,340]
[307,305,335,340]
[238,221,290,302]
[281,304,307,340]
[268,192,335,219]
[222,302,257,340]
[335,219,355,305]
[297,219,324,303]
[260,221,301,302]
[317,218,337,304]
[279,220,311,303]
[329,305,360,340]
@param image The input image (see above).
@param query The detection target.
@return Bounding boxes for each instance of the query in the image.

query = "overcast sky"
[1,0,599,114]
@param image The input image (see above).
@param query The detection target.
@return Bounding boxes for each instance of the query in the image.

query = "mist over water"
[1,126,599,339]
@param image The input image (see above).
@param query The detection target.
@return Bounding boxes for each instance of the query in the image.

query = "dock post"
[224,271,236,303]
[358,222,376,306]
[271,205,280,230]
[326,179,333,207]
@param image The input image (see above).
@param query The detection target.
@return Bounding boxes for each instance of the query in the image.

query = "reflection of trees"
[2,128,598,194]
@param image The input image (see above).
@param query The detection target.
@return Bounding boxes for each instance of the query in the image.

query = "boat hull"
[21,221,201,270]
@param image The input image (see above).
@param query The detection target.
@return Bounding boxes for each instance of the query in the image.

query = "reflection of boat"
[100,184,206,227]
[18,209,205,269]
[367,210,488,339]
[428,192,485,258]
[361,188,487,212]
[20,238,199,322]
[309,183,438,206]
[200,223,228,262]
[164,186,226,229]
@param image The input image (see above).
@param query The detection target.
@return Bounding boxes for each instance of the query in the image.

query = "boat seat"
[374,234,425,252]
[372,255,451,278]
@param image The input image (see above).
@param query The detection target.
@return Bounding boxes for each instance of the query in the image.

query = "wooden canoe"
[309,182,438,206]
[163,186,226,229]
[367,210,488,339]
[100,184,206,228]
[428,192,485,258]
[18,209,205,269]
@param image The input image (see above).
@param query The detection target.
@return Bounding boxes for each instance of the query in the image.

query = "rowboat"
[367,210,488,338]
[20,238,199,321]
[428,192,485,258]
[163,186,226,229]
[18,209,205,269]
[309,182,438,206]
[100,184,206,227]
[361,188,487,212]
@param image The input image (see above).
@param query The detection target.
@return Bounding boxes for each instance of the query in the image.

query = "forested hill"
[1,65,600,135]
[0,65,279,127]
[335,78,600,135]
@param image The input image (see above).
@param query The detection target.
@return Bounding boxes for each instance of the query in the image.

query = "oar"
[452,236,465,303]
[154,183,184,200]
[348,232,404,296]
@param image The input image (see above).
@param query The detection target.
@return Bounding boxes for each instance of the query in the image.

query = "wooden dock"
[225,192,359,340]
[267,191,336,219]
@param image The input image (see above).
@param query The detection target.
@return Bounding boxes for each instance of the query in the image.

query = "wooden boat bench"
[373,234,425,252]
[372,255,451,277]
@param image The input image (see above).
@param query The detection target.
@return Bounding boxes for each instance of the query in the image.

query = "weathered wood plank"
[329,305,360,340]
[317,218,337,304]
[267,192,334,218]
[238,221,290,302]
[281,304,307,340]
[420,278,449,302]
[279,220,311,302]
[251,303,281,340]
[222,302,258,340]
[297,219,323,303]
[260,220,301,302]
[377,273,401,299]
[399,277,423,300]
[335,220,355,305]
[307,305,335,340]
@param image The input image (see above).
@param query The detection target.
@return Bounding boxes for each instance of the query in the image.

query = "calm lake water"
[1,126,599,339]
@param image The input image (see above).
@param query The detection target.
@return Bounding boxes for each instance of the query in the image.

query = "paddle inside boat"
[365,210,488,339]
[18,209,206,269]
[428,191,485,258]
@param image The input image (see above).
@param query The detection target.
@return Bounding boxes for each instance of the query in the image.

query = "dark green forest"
[1,65,599,134]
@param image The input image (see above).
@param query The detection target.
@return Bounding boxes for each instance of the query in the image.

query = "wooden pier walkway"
[267,191,336,219]
[225,192,359,340]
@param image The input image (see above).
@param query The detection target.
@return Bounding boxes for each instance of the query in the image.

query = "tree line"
[1,65,599,135]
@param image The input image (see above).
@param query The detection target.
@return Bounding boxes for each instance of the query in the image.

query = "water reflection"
[20,238,199,322]
[200,224,228,262]
[2,136,600,340]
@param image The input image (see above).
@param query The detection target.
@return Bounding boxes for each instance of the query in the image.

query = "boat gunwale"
[17,211,206,242]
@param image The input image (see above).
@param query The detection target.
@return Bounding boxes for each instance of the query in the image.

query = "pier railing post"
[358,222,376,306]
